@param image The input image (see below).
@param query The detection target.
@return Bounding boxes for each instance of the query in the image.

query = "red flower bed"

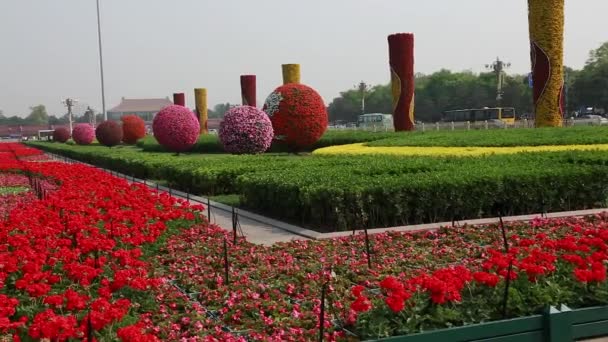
[153,215,608,341]
[0,143,202,341]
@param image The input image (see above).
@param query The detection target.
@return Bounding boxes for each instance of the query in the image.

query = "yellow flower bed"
[313,143,608,157]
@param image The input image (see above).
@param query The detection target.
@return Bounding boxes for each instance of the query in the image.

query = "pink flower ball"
[72,124,95,145]
[219,106,274,154]
[152,105,200,152]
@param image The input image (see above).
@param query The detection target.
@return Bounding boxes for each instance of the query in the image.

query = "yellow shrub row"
[312,143,608,157]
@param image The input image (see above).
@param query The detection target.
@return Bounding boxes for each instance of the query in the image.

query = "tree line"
[328,41,608,123]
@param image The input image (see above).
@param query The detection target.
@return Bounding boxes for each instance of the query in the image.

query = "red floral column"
[240,75,257,107]
[388,33,415,131]
[173,93,185,107]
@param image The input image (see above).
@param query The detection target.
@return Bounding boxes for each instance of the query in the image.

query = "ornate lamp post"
[486,57,511,107]
[357,81,371,114]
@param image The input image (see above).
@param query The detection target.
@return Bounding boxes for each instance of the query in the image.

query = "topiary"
[219,106,274,154]
[72,124,95,145]
[53,127,70,143]
[152,105,199,153]
[263,83,328,149]
[96,121,123,147]
[121,114,146,144]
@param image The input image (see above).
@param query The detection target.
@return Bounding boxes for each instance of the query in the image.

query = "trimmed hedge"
[27,141,608,232]
[137,130,403,153]
[367,126,608,147]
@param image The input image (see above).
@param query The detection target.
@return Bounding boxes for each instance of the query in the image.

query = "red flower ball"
[121,115,146,144]
[96,121,123,147]
[152,105,199,153]
[53,127,70,143]
[263,83,328,148]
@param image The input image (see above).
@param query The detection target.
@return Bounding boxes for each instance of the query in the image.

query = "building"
[107,97,173,122]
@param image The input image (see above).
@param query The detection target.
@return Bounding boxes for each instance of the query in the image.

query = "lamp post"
[62,98,78,134]
[96,0,107,121]
[356,81,371,114]
[486,57,511,107]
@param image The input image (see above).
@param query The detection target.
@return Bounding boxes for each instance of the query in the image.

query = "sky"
[1,0,607,117]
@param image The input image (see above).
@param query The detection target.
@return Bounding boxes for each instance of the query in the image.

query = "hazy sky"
[1,0,607,117]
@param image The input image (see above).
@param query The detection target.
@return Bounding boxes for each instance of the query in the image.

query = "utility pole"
[62,98,78,133]
[96,0,107,121]
[486,57,511,107]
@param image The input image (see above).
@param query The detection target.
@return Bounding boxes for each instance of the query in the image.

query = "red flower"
[350,296,372,313]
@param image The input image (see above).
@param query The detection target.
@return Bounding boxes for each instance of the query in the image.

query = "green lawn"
[0,186,29,195]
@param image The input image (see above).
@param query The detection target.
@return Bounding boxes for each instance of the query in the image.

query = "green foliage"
[328,71,534,123]
[366,126,608,147]
[570,42,608,112]
[138,130,402,153]
[0,186,29,195]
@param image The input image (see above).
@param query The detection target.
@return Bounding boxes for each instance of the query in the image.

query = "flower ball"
[263,83,328,148]
[96,120,123,147]
[219,106,274,154]
[72,124,95,145]
[152,105,199,153]
[121,114,146,144]
[53,127,70,143]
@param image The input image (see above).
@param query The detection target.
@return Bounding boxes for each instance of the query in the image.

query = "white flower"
[263,91,283,117]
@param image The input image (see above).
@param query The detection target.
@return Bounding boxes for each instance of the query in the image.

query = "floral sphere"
[72,124,95,145]
[52,127,70,143]
[152,105,199,152]
[95,121,123,147]
[121,114,146,144]
[219,106,274,154]
[263,83,328,148]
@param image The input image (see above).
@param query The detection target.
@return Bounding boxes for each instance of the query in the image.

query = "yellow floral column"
[194,88,208,134]
[282,64,301,84]
[528,0,565,127]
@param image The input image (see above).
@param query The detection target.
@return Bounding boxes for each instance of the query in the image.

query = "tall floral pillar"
[528,0,565,127]
[194,88,208,134]
[173,93,185,107]
[240,75,257,107]
[388,33,415,131]
[282,64,301,84]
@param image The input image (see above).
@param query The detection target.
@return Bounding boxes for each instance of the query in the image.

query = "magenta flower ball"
[72,124,95,145]
[152,105,199,152]
[219,106,274,154]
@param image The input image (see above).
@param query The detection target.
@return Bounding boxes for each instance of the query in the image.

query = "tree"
[26,105,49,125]
[209,103,233,119]
[570,42,608,113]
[326,70,534,123]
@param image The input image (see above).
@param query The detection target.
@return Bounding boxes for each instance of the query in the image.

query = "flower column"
[240,75,257,107]
[173,93,185,107]
[194,88,208,134]
[282,64,301,84]
[388,33,415,131]
[528,0,565,127]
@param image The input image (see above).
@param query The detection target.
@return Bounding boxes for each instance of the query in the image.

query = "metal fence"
[44,152,247,242]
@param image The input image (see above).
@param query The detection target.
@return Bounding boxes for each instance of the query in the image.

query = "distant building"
[107,97,173,122]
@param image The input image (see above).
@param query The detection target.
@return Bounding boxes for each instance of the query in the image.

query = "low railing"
[377,305,608,342]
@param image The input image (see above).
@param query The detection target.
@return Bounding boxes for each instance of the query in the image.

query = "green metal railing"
[375,305,608,342]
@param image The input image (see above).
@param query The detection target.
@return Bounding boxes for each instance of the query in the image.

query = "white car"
[571,115,608,126]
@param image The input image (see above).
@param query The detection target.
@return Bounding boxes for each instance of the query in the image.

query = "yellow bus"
[442,107,516,125]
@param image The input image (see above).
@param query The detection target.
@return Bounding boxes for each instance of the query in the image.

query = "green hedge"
[137,130,401,153]
[29,141,608,232]
[237,152,608,231]
[366,126,608,147]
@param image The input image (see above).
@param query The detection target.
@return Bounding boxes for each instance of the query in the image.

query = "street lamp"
[485,57,511,107]
[356,81,371,114]
[96,0,107,121]
[61,98,78,134]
